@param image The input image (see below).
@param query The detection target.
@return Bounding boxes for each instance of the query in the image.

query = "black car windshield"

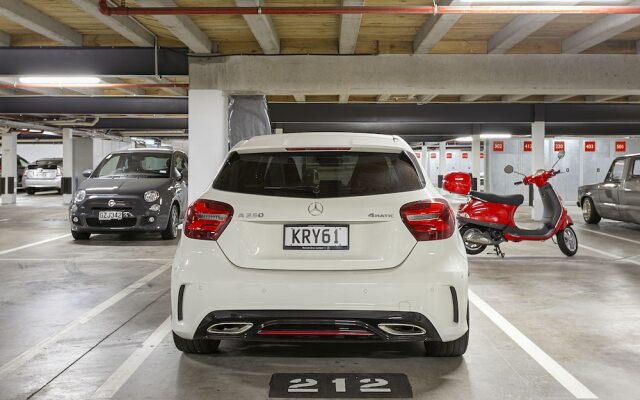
[213,151,424,198]
[93,152,171,178]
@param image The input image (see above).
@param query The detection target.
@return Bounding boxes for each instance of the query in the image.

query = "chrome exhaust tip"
[377,323,426,336]
[207,322,253,335]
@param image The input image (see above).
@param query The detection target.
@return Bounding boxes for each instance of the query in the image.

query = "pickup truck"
[577,153,640,224]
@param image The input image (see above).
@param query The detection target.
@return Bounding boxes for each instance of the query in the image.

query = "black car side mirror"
[82,169,93,178]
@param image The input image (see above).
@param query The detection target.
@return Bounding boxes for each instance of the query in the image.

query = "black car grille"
[91,207,133,211]
[86,218,137,227]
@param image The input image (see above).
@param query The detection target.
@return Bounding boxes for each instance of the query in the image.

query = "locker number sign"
[480,152,484,159]
[554,141,565,152]
[446,153,452,159]
[523,140,532,152]
[493,141,504,152]
[430,153,437,159]
[269,373,413,398]
[584,141,596,152]
[615,141,627,152]
[462,152,468,159]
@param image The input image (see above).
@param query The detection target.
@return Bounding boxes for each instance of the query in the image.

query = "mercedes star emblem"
[108,199,116,208]
[308,202,324,216]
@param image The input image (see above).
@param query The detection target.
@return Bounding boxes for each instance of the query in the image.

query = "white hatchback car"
[171,132,469,356]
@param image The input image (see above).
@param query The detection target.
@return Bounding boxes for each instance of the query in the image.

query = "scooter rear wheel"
[557,226,578,257]
[460,226,488,255]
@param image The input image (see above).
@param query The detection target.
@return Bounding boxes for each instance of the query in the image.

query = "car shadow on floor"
[71,232,180,246]
[175,344,467,395]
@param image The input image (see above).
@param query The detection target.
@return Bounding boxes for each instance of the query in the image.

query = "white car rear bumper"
[171,234,469,343]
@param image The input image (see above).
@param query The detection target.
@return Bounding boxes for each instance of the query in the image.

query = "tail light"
[400,199,455,241]
[184,199,234,241]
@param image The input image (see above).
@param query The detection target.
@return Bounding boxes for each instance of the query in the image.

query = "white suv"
[171,132,469,356]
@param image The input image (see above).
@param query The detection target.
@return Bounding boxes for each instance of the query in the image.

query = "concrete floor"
[1,192,639,399]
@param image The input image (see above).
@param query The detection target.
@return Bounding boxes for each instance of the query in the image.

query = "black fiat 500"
[69,148,189,240]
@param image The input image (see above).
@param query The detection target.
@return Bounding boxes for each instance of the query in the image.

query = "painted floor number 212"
[289,377,391,393]
[269,373,413,398]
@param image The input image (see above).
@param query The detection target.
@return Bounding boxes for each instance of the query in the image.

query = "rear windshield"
[213,151,424,198]
[31,159,62,169]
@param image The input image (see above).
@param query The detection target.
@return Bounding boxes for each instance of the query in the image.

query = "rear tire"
[71,231,90,240]
[161,204,179,240]
[26,188,36,195]
[173,332,220,354]
[557,226,578,257]
[425,304,469,357]
[459,225,487,255]
[581,197,601,224]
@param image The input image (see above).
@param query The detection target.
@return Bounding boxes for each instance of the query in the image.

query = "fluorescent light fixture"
[459,0,625,3]
[456,136,473,142]
[480,133,512,139]
[19,76,100,84]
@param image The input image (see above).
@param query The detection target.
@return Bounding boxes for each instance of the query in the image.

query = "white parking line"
[92,316,171,399]
[579,243,640,266]
[0,233,71,256]
[0,258,172,262]
[0,262,171,378]
[469,290,597,399]
[574,226,640,246]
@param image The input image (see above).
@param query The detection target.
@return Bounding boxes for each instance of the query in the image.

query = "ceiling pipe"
[0,83,188,90]
[98,1,640,16]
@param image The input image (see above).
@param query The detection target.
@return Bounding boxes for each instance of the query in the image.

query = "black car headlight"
[144,190,160,202]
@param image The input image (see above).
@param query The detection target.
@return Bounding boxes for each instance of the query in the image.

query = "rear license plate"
[284,225,349,250]
[98,211,123,221]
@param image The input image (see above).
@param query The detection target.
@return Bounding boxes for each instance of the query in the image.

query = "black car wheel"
[162,204,179,240]
[72,231,90,240]
[26,188,36,195]
[582,197,601,224]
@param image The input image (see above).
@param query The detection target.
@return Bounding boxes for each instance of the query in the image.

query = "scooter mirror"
[558,150,566,159]
[504,165,514,174]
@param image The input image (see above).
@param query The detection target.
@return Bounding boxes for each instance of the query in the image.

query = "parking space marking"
[579,243,640,266]
[469,290,597,399]
[0,233,71,256]
[0,258,173,262]
[92,316,171,399]
[574,226,640,246]
[0,262,171,378]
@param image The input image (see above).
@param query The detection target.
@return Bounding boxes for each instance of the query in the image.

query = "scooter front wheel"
[460,226,488,255]
[557,226,578,256]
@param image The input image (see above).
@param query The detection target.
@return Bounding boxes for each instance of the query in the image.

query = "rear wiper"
[264,185,320,194]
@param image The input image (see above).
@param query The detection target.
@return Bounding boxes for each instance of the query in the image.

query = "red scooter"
[446,151,577,258]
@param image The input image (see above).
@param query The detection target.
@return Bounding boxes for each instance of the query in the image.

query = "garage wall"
[486,137,640,203]
[17,143,62,163]
[427,149,476,185]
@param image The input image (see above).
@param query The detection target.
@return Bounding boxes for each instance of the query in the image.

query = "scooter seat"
[469,191,524,206]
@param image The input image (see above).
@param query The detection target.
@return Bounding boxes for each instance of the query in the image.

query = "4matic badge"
[368,213,393,218]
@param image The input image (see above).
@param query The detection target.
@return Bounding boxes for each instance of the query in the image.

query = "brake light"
[286,147,351,151]
[400,199,455,241]
[184,199,234,241]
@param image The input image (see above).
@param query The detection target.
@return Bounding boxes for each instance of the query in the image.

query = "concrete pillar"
[1,130,17,204]
[532,121,545,220]
[471,135,482,191]
[438,142,447,187]
[62,128,74,204]
[421,144,429,177]
[188,89,229,201]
